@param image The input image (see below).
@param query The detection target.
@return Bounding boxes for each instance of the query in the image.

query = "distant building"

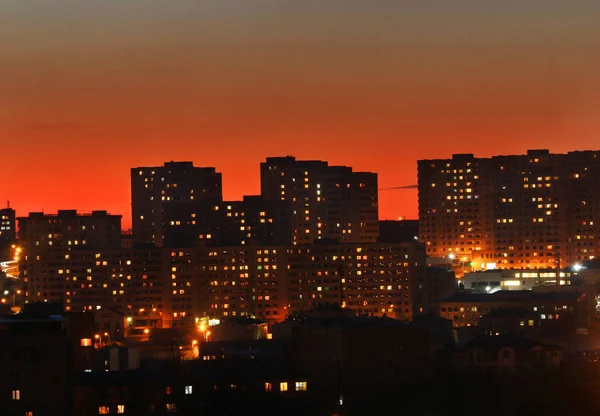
[208,196,292,246]
[196,245,288,322]
[285,241,425,321]
[378,219,419,243]
[453,335,562,373]
[462,269,575,293]
[0,207,16,257]
[477,308,541,338]
[18,210,122,251]
[131,161,223,247]
[18,210,122,304]
[440,290,588,332]
[19,239,427,331]
[261,156,379,244]
[418,149,600,270]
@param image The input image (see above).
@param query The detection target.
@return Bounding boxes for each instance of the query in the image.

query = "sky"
[1,0,600,228]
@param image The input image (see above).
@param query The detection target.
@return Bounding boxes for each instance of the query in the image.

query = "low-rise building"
[453,335,562,373]
[440,290,588,331]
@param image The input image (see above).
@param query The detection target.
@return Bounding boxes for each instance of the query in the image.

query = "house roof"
[456,335,561,352]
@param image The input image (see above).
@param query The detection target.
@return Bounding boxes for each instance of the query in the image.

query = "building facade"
[285,241,425,321]
[18,210,122,304]
[418,149,600,270]
[440,291,588,330]
[0,207,16,255]
[131,161,223,247]
[261,157,379,245]
[20,238,426,330]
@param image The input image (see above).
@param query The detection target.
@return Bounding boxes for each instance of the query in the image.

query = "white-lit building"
[462,269,574,293]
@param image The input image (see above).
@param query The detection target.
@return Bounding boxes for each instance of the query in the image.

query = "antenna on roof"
[6,201,10,209]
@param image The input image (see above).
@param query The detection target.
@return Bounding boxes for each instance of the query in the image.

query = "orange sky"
[1,1,600,228]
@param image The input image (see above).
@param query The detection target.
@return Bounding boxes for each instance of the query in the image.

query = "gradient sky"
[1,1,600,228]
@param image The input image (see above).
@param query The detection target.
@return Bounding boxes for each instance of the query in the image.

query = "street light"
[572,263,584,272]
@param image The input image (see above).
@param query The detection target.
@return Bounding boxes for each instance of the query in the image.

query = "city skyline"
[5,148,600,229]
[3,1,600,227]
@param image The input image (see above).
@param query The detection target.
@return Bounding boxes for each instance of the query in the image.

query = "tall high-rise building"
[18,210,122,303]
[213,196,292,246]
[131,161,223,247]
[0,207,16,257]
[260,156,379,244]
[418,149,600,270]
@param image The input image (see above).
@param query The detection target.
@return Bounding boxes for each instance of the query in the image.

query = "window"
[80,338,92,347]
[26,412,33,416]
[166,386,173,395]
[117,405,125,414]
[166,403,176,412]
[265,382,272,392]
[185,385,193,395]
[98,406,109,415]
[280,382,288,392]
[12,390,20,400]
[295,381,307,391]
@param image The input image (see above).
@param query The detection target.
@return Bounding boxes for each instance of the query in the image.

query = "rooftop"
[443,290,584,303]
[457,335,561,352]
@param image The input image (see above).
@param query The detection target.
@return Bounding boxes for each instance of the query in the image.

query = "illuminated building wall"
[19,223,425,326]
[18,210,122,303]
[196,246,288,322]
[260,157,379,245]
[418,153,490,264]
[131,161,223,247]
[286,242,425,321]
[419,150,600,270]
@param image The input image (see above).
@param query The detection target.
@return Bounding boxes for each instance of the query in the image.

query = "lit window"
[12,390,20,400]
[295,381,307,391]
[117,405,125,414]
[280,382,288,392]
[185,385,193,395]
[265,382,272,392]
[98,406,109,414]
[166,403,176,412]
[166,386,173,395]
[80,338,92,347]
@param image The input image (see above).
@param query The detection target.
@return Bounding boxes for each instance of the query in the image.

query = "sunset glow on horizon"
[2,1,600,227]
